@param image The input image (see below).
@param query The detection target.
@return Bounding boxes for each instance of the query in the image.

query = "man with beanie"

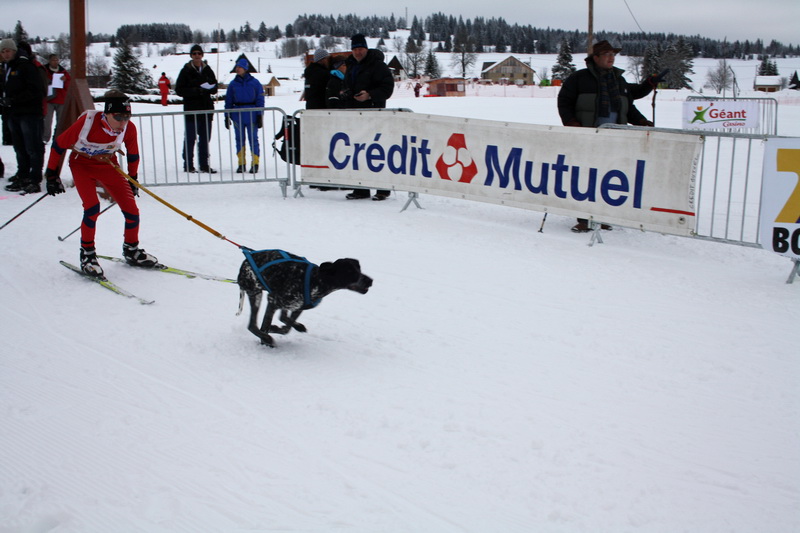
[342,33,395,201]
[557,40,656,232]
[2,39,47,193]
[302,48,330,110]
[175,44,218,173]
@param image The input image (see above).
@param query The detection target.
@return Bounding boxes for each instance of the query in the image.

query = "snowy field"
[1,39,800,532]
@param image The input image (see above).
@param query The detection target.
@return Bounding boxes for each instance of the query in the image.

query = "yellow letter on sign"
[775,149,800,224]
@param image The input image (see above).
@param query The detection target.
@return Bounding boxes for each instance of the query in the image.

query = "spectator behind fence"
[175,44,218,174]
[342,33,394,201]
[2,39,46,194]
[224,58,264,174]
[158,72,171,106]
[557,40,656,233]
[43,54,71,144]
[303,48,330,110]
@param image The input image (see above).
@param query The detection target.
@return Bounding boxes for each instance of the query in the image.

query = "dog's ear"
[320,258,361,286]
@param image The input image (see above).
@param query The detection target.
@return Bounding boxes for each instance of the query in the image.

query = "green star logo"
[691,104,712,123]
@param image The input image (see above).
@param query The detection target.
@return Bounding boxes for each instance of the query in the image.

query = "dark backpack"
[275,117,301,165]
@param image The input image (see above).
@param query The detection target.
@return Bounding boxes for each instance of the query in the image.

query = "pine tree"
[110,40,153,95]
[551,39,575,81]
[13,21,28,43]
[423,49,441,79]
[757,55,771,76]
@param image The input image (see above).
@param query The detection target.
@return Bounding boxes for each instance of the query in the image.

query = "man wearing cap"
[175,44,218,173]
[557,40,656,232]
[43,89,158,277]
[224,58,264,173]
[1,38,47,193]
[342,33,395,201]
[303,49,330,110]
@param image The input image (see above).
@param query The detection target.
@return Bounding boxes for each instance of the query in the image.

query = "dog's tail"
[236,289,246,316]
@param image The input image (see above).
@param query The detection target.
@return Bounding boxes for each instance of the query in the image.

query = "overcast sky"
[6,0,798,46]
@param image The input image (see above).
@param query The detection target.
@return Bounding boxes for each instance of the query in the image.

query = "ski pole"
[0,192,48,232]
[107,161,244,249]
[57,202,116,241]
[538,212,548,233]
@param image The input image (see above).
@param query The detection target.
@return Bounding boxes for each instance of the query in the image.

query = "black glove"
[46,176,65,196]
[0,97,11,108]
[255,115,263,129]
[224,116,231,129]
[129,174,139,197]
[648,69,670,87]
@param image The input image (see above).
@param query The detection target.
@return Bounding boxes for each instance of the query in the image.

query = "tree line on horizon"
[2,13,797,60]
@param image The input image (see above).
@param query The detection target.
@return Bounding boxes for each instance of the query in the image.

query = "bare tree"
[705,59,733,93]
[451,29,477,78]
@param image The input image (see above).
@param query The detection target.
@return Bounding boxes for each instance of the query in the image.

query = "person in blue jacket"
[224,58,264,173]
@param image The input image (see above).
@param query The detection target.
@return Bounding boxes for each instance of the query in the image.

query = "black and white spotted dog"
[237,249,373,347]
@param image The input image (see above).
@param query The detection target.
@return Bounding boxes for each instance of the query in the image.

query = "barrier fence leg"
[786,259,800,284]
[400,191,423,213]
[588,221,604,247]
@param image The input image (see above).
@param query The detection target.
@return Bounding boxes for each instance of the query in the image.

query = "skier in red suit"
[158,72,171,106]
[43,90,158,277]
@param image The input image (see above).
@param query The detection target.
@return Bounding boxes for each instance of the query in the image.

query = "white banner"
[682,100,761,131]
[759,138,800,259]
[300,110,703,236]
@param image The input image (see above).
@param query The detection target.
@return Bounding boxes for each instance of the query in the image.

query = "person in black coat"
[303,49,331,110]
[341,33,395,201]
[175,44,218,173]
[2,39,47,193]
[557,40,658,232]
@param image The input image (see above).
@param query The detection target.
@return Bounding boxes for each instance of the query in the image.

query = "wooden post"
[58,0,94,138]
[587,0,594,55]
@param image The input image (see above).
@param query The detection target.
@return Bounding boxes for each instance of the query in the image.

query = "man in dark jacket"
[342,33,395,201]
[557,40,655,232]
[2,39,46,193]
[175,44,218,173]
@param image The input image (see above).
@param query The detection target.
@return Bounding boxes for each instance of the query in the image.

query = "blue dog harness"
[241,248,320,308]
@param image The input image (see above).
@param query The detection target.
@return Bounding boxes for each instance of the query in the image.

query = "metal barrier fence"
[605,124,770,248]
[132,107,777,250]
[133,107,293,197]
[686,96,778,136]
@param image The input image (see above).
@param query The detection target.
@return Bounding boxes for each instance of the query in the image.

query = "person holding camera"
[340,33,394,201]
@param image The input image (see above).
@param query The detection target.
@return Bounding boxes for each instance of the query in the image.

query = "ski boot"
[80,247,104,277]
[122,242,158,268]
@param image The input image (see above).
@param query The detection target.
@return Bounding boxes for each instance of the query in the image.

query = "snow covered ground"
[1,41,800,532]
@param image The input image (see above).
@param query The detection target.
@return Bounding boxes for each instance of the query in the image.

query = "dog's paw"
[293,323,307,333]
[260,336,276,348]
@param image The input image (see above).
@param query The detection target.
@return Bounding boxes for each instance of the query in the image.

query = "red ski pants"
[69,159,140,250]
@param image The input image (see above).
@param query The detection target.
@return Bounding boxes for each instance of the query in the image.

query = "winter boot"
[235,165,246,173]
[248,164,259,174]
[122,242,158,268]
[80,247,104,277]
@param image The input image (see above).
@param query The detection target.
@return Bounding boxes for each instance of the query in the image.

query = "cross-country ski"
[59,260,155,305]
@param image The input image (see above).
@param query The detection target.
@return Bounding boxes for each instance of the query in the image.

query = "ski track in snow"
[2,48,800,532]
